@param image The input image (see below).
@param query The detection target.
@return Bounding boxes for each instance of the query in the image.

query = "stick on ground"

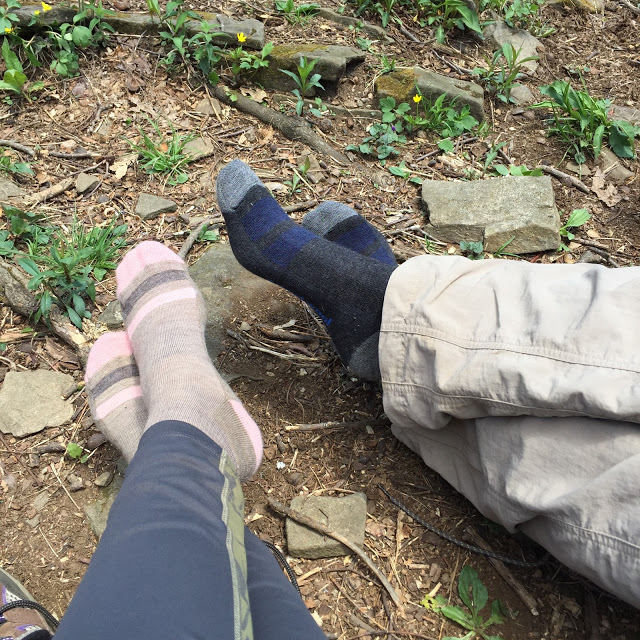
[268,497,402,606]
[537,165,590,194]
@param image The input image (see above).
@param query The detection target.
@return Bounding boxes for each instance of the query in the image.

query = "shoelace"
[0,599,59,632]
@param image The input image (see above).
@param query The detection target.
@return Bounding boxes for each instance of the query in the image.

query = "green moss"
[374,68,417,104]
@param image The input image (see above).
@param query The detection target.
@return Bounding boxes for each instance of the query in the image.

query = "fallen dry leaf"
[111,153,137,180]
[591,168,622,207]
[240,87,268,103]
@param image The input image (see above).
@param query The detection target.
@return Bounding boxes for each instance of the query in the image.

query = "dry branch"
[268,497,402,606]
[0,140,36,156]
[285,418,390,431]
[208,84,350,165]
[537,165,589,193]
[465,528,539,616]
[177,216,223,260]
[27,177,75,204]
[283,199,318,214]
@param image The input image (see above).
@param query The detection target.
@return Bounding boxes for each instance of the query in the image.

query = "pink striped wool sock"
[85,331,146,462]
[115,241,263,480]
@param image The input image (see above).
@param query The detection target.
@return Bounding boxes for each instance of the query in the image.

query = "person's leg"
[390,413,640,607]
[54,420,253,639]
[216,160,395,382]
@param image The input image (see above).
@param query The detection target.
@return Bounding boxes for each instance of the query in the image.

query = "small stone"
[97,195,110,204]
[194,97,221,116]
[286,471,304,486]
[28,453,40,468]
[86,433,108,451]
[183,137,215,160]
[239,321,251,331]
[578,250,604,264]
[84,472,124,539]
[483,19,542,73]
[263,445,277,461]
[81,415,94,429]
[286,493,368,558]
[25,514,41,529]
[608,104,640,128]
[0,176,27,203]
[94,471,113,487]
[135,193,177,221]
[76,173,101,195]
[598,147,634,184]
[509,84,534,106]
[98,300,123,329]
[0,370,75,437]
[565,161,591,177]
[276,434,288,453]
[67,473,84,492]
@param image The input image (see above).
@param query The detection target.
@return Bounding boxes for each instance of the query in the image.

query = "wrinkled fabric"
[380,255,640,607]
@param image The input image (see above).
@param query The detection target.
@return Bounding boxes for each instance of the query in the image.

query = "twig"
[396,20,423,44]
[0,139,36,156]
[38,526,61,560]
[268,497,402,606]
[570,240,621,267]
[537,165,589,193]
[343,632,437,640]
[87,102,114,133]
[283,199,318,214]
[431,50,474,75]
[248,344,317,361]
[464,528,539,616]
[27,177,75,204]
[50,462,82,512]
[285,418,390,431]
[177,216,222,260]
[618,0,640,14]
[49,151,105,159]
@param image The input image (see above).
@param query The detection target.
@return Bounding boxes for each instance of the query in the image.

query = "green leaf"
[71,25,93,47]
[438,138,454,153]
[3,69,27,91]
[564,208,591,229]
[2,38,22,73]
[66,442,84,459]
[93,267,106,281]
[439,604,475,630]
[18,257,40,277]
[66,305,83,329]
[494,165,509,175]
[609,120,637,159]
[72,293,86,318]
[593,124,605,158]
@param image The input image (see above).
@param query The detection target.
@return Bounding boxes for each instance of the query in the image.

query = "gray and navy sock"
[302,202,397,265]
[216,160,396,382]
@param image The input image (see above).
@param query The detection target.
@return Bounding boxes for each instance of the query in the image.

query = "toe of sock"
[116,241,183,296]
[216,159,263,214]
[86,331,133,381]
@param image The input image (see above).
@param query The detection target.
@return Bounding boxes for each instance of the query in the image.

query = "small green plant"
[274,0,320,24]
[423,0,483,44]
[0,38,43,99]
[280,56,325,116]
[559,208,590,250]
[346,97,408,160]
[0,149,34,176]
[377,53,397,74]
[493,163,542,176]
[284,156,311,194]
[481,0,554,37]
[15,217,127,328]
[388,160,422,184]
[66,442,89,463]
[405,92,479,138]
[227,40,273,79]
[531,80,640,163]
[422,565,507,639]
[0,0,20,34]
[126,120,196,185]
[459,240,485,260]
[472,44,538,104]
[356,36,375,51]
[308,96,329,118]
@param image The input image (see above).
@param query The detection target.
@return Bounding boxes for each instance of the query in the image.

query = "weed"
[459,240,484,260]
[0,0,20,34]
[66,442,89,463]
[532,81,640,163]
[0,148,34,176]
[422,565,508,639]
[227,39,273,80]
[480,0,555,37]
[559,208,590,250]
[0,38,43,99]
[308,96,329,118]
[405,91,478,138]
[284,156,311,194]
[388,160,422,184]
[280,56,325,116]
[1,207,127,328]
[274,0,320,24]
[472,44,538,104]
[126,120,196,185]
[377,53,397,74]
[493,163,542,176]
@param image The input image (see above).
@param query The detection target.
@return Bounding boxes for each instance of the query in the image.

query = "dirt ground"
[1,0,639,638]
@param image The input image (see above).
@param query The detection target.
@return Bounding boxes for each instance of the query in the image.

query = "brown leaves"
[591,168,622,207]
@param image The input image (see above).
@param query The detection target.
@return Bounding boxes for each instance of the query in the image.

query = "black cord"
[263,541,302,596]
[377,484,545,569]
[0,599,59,631]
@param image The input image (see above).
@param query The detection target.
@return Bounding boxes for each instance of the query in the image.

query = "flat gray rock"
[85,470,124,539]
[509,84,534,106]
[609,105,640,127]
[598,147,634,184]
[422,176,560,254]
[135,193,177,220]
[286,493,367,559]
[0,370,75,437]
[184,137,215,159]
[76,172,100,195]
[483,18,542,73]
[189,243,297,360]
[98,300,123,329]
[0,176,27,203]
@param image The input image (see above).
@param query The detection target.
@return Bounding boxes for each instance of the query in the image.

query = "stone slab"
[483,18,542,72]
[422,176,560,254]
[84,466,125,539]
[189,243,298,360]
[375,67,484,122]
[609,104,640,128]
[76,172,100,195]
[0,370,75,437]
[184,137,215,159]
[0,176,27,203]
[286,493,367,559]
[135,193,177,220]
[316,8,392,42]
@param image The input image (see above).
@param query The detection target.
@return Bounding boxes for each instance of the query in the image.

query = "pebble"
[94,471,113,488]
[67,474,84,492]
[26,514,41,529]
[286,471,304,486]
[28,453,40,468]
[275,434,288,453]
[86,433,108,451]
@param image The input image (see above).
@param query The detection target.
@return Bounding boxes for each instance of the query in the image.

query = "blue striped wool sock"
[216,160,396,381]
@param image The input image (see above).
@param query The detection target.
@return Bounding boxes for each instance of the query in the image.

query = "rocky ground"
[1,0,640,638]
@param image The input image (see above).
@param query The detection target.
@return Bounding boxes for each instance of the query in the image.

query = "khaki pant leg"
[392,415,640,607]
[381,255,640,429]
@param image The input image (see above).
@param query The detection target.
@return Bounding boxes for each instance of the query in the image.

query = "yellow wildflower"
[413,94,422,104]
[41,2,52,11]
[237,32,246,43]
[4,27,14,34]
[34,9,41,15]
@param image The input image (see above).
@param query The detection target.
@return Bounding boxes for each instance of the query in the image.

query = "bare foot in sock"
[216,160,396,381]
[85,332,146,462]
[115,241,263,480]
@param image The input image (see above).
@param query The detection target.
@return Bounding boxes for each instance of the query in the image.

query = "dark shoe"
[0,567,58,640]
